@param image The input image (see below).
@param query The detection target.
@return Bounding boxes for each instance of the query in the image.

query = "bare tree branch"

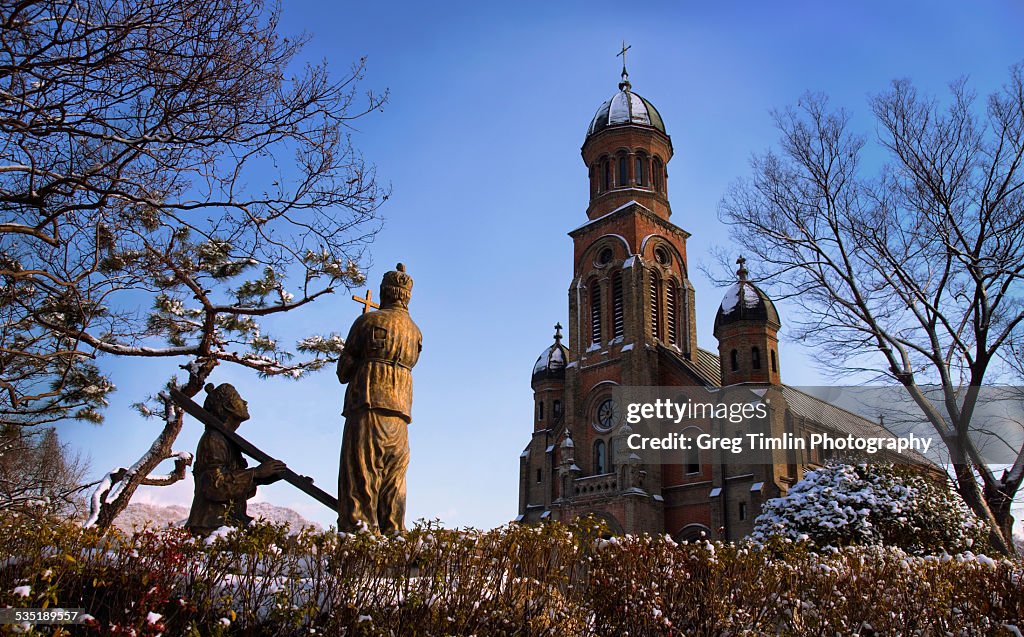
[718,64,1024,554]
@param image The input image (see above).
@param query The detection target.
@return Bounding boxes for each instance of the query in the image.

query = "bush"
[751,463,991,554]
[0,512,1019,635]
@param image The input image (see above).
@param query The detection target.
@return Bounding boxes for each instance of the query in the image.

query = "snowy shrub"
[0,511,1018,635]
[752,463,991,554]
[586,535,1022,636]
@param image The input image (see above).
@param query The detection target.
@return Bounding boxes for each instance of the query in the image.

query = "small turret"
[713,258,782,385]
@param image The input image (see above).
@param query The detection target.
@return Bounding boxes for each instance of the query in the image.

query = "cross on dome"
[617,40,632,91]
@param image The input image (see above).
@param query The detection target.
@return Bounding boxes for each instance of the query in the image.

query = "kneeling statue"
[185,383,286,535]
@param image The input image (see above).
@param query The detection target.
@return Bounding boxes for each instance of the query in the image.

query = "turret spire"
[617,40,632,91]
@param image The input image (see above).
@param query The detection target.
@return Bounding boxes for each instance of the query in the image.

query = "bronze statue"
[337,263,422,533]
[185,383,287,535]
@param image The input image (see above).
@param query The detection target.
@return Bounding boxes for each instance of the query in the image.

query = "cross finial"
[617,40,632,91]
[351,289,380,314]
[553,322,563,343]
[736,256,749,281]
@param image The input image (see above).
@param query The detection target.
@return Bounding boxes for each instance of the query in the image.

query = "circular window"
[596,247,614,266]
[654,246,671,266]
[594,397,618,432]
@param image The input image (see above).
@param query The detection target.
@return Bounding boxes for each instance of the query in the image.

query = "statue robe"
[185,428,256,534]
[337,304,422,533]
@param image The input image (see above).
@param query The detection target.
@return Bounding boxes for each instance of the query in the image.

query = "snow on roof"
[720,281,763,315]
[533,343,567,374]
[571,200,651,232]
[709,487,723,498]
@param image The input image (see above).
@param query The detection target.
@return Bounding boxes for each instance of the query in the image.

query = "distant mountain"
[113,502,322,533]
[113,503,190,531]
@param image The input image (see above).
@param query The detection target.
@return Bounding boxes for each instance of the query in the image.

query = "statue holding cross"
[183,383,288,535]
[352,289,380,314]
[337,263,422,533]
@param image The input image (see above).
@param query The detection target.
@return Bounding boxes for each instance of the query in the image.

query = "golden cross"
[352,289,379,314]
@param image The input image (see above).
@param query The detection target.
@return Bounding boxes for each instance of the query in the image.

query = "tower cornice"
[569,200,690,242]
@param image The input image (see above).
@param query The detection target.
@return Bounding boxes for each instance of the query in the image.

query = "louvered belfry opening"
[666,284,678,346]
[612,271,624,339]
[649,274,661,340]
[590,283,602,345]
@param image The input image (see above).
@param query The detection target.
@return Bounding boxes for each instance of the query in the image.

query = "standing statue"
[185,383,287,535]
[337,263,422,533]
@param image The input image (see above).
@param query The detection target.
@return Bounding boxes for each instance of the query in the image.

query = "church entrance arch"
[580,510,624,538]
[673,523,711,543]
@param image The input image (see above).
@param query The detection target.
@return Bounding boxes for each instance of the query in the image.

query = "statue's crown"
[382,263,413,293]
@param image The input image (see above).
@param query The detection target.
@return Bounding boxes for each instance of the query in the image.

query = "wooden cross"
[169,388,339,512]
[352,289,380,314]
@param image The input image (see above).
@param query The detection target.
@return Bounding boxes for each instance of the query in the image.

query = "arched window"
[602,159,611,192]
[752,347,761,369]
[685,445,700,474]
[653,157,663,192]
[666,284,678,346]
[537,400,544,421]
[771,350,778,373]
[553,400,562,422]
[730,349,739,371]
[616,153,628,187]
[612,271,624,339]
[649,274,661,340]
[594,440,607,474]
[607,437,615,472]
[590,281,602,345]
[635,154,646,186]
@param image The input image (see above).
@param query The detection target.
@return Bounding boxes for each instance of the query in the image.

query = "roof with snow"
[713,260,780,335]
[586,73,666,140]
[533,323,569,385]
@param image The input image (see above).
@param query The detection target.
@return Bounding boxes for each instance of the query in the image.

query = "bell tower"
[519,52,729,534]
[567,59,698,371]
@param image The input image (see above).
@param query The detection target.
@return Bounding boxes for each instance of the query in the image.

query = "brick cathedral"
[516,64,906,541]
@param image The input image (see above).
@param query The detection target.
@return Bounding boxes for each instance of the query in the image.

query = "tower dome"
[532,323,569,385]
[713,258,780,336]
[586,70,666,140]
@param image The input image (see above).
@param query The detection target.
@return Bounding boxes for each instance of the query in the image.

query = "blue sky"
[60,1,1024,530]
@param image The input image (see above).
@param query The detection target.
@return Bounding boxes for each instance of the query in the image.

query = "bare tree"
[1,0,387,527]
[719,64,1024,554]
[0,425,87,518]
